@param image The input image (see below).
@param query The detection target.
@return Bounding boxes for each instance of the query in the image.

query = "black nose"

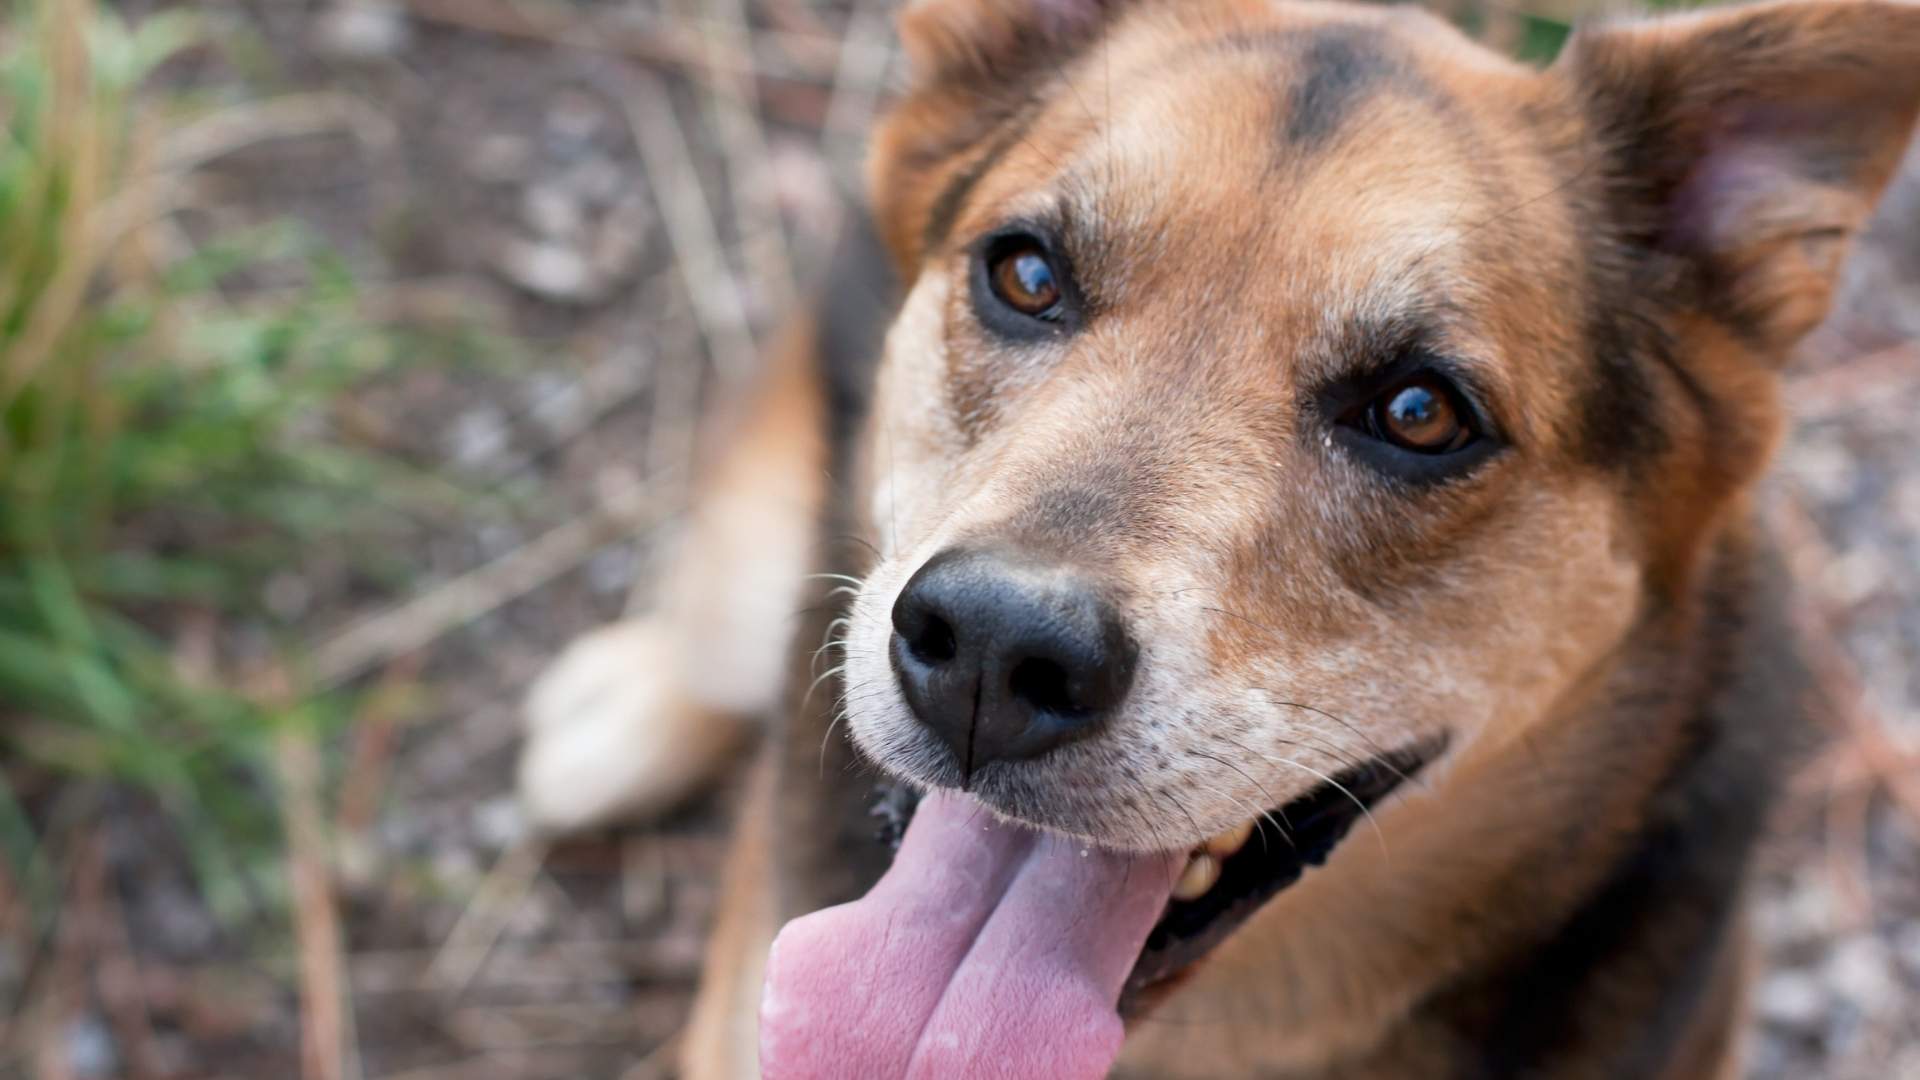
[890,546,1136,778]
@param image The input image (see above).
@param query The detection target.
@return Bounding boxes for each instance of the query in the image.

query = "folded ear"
[867,0,1118,271]
[1557,0,1920,355]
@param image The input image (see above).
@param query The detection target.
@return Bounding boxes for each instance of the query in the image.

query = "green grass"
[0,0,492,920]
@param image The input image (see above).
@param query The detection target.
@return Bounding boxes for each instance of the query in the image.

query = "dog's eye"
[1363,375,1475,454]
[985,237,1063,319]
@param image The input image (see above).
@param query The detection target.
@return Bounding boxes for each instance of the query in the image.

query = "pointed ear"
[897,0,1110,82]
[1556,0,1920,356]
[867,0,1118,272]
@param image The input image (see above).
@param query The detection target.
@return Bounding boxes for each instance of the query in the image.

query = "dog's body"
[518,2,1920,1076]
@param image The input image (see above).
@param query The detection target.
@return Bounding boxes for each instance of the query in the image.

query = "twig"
[276,724,360,1080]
[26,817,97,1080]
[349,938,702,995]
[683,0,796,313]
[617,69,759,386]
[397,0,834,85]
[310,481,665,690]
[1821,758,1875,924]
[1786,342,1920,422]
[160,92,396,173]
[425,839,549,996]
[335,654,427,841]
[88,830,161,1080]
[1769,493,1920,825]
[618,1029,683,1080]
[820,0,896,180]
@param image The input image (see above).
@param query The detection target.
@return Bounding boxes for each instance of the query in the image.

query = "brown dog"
[518,1,1920,1075]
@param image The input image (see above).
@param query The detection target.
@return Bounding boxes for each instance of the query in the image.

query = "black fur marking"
[813,211,899,465]
[921,104,1042,255]
[1284,28,1405,148]
[1577,292,1672,470]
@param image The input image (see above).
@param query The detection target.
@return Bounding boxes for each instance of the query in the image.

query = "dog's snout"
[890,546,1135,774]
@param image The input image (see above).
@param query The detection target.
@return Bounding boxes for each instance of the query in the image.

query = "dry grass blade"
[425,839,550,996]
[276,723,360,1080]
[310,482,662,690]
[335,655,426,844]
[820,0,896,176]
[682,0,796,312]
[618,1029,683,1080]
[396,0,833,85]
[619,68,760,385]
[0,0,112,411]
[160,92,397,173]
[20,817,98,1080]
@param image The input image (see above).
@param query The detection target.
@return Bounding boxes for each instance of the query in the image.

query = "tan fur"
[683,755,780,1080]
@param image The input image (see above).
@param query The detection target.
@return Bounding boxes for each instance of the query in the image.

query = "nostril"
[1008,656,1076,714]
[906,613,958,665]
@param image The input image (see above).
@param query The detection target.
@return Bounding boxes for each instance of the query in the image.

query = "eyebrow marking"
[922,107,1043,254]
[1283,26,1414,150]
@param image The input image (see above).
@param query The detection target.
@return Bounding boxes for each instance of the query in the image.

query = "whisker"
[826,532,881,558]
[802,662,849,714]
[1269,755,1391,863]
[805,572,868,587]
[1156,790,1205,848]
[1249,693,1430,793]
[1193,747,1294,851]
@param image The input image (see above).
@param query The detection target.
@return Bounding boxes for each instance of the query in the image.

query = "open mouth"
[867,734,1443,1006]
[758,739,1443,1079]
[1122,738,1442,1006]
[870,738,1442,1007]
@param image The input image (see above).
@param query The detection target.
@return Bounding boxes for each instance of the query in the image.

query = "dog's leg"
[518,322,828,831]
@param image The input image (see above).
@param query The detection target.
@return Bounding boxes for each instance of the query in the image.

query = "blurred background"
[0,0,1914,1077]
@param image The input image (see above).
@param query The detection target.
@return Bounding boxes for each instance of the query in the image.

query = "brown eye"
[987,241,1062,318]
[1371,376,1472,454]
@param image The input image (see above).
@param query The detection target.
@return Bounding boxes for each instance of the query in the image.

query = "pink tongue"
[759,791,1179,1080]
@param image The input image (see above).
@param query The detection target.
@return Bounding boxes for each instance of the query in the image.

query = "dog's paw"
[518,618,745,832]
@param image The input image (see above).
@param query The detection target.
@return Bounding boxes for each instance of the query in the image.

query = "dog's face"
[837,0,1920,861]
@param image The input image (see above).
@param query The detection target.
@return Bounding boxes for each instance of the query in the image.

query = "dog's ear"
[1557,0,1920,356]
[897,0,1108,80]
[867,0,1119,272]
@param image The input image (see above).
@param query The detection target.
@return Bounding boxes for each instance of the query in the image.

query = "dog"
[517,0,1920,1075]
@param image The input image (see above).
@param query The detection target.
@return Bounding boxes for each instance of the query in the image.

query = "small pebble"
[1824,935,1900,1016]
[468,133,534,182]
[492,236,600,303]
[522,183,586,241]
[445,405,510,469]
[1893,921,1920,979]
[473,795,529,850]
[1756,969,1827,1029]
[64,1014,117,1078]
[312,1,411,60]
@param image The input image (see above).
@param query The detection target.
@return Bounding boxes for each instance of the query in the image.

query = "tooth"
[1172,853,1221,902]
[1204,820,1255,859]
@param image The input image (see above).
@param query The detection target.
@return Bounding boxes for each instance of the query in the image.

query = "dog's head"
[788,0,1919,1060]
[846,0,1915,840]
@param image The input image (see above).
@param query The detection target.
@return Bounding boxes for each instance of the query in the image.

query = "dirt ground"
[8,2,1920,1077]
